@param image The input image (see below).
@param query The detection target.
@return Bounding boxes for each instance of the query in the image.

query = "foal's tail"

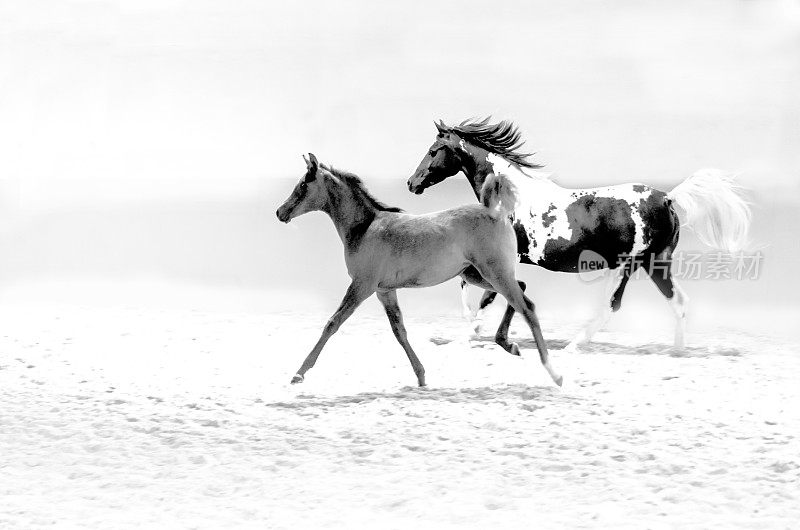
[667,169,751,252]
[481,173,519,218]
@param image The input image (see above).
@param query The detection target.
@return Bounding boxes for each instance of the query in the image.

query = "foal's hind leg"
[492,280,527,356]
[377,290,426,387]
[474,266,562,386]
[291,281,372,384]
[461,269,519,356]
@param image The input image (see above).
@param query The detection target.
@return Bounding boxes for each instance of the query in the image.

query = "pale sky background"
[1,0,799,200]
[0,0,799,320]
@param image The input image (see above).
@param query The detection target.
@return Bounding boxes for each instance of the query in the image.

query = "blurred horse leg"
[566,266,628,351]
[460,279,474,321]
[471,290,498,336]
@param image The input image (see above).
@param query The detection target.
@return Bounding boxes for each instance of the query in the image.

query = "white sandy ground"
[1,295,798,529]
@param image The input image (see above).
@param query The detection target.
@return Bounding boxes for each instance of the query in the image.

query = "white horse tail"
[667,169,752,252]
[480,172,519,218]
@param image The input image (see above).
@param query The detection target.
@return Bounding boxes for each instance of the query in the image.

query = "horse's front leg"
[566,267,627,352]
[472,289,498,336]
[460,279,475,321]
[291,281,373,384]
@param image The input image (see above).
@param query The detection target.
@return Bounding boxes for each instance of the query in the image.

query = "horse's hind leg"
[291,281,372,384]
[646,250,688,349]
[377,290,426,387]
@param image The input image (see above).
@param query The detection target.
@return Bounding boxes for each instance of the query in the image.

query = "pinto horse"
[276,153,563,387]
[407,118,751,353]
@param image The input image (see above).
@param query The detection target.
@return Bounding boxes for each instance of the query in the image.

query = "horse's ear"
[435,120,447,135]
[308,153,319,169]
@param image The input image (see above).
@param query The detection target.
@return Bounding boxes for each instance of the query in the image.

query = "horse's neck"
[466,151,562,201]
[325,186,376,247]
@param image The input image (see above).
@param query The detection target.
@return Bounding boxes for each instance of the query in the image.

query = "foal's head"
[276,153,329,222]
[277,154,402,223]
[407,121,466,195]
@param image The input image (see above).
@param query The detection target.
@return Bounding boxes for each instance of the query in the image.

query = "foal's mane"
[322,164,404,213]
[438,117,544,170]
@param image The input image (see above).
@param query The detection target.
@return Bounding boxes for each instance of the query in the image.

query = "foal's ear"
[302,152,319,169]
[302,153,319,180]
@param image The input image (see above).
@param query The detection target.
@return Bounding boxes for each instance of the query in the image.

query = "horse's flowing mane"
[323,164,404,213]
[438,117,544,169]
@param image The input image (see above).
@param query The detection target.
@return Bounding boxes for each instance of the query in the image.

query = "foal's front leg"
[291,281,372,384]
[377,290,426,387]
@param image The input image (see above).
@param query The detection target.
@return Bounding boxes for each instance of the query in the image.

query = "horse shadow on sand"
[265,383,576,411]
[435,335,745,358]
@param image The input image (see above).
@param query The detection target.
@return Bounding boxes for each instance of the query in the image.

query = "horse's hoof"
[290,374,304,384]
[554,375,564,387]
[510,343,521,356]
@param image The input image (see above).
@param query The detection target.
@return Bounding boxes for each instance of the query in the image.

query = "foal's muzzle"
[276,206,291,223]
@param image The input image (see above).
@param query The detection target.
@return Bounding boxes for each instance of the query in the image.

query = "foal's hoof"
[554,375,564,387]
[510,343,521,356]
[290,374,304,384]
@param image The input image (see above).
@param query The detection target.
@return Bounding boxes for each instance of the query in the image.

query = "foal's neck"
[324,183,378,250]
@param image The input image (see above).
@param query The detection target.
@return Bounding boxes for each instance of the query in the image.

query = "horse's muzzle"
[407,179,425,195]
[276,207,291,223]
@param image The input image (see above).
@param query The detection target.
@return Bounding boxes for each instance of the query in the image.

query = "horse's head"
[276,153,329,222]
[407,121,466,194]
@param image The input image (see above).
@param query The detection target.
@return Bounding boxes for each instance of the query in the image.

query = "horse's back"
[516,182,678,271]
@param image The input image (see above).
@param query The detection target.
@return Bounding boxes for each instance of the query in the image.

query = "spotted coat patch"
[485,154,675,271]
